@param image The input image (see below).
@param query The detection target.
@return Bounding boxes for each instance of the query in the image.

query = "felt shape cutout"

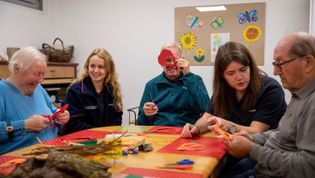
[121,167,203,178]
[158,49,177,67]
[158,137,226,159]
[213,125,233,141]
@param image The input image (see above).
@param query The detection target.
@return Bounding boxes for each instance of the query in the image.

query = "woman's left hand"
[207,116,231,131]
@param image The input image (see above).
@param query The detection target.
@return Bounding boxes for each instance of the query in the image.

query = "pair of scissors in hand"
[42,104,69,127]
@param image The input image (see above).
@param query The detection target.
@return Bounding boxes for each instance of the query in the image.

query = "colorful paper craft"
[213,125,233,141]
[121,167,203,178]
[158,137,226,159]
[0,156,26,175]
[177,142,205,151]
[42,104,69,128]
[237,9,258,24]
[179,32,197,52]
[43,130,112,146]
[145,126,182,134]
[186,14,204,31]
[158,49,177,67]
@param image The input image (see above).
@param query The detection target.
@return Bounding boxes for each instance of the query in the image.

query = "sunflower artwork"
[179,32,196,52]
[193,48,205,62]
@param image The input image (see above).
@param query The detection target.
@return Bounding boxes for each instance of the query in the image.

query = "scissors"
[157,164,193,170]
[213,124,233,141]
[42,104,69,127]
[165,159,194,166]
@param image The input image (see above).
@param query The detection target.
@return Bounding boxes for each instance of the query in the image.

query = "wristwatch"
[6,122,14,139]
[228,124,237,134]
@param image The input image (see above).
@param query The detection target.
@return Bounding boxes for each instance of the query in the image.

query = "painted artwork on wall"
[210,33,230,62]
[175,2,265,66]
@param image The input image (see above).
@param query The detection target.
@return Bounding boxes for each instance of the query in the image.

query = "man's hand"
[143,102,158,117]
[176,58,190,75]
[25,115,49,132]
[55,110,70,125]
[181,123,199,138]
[224,135,255,158]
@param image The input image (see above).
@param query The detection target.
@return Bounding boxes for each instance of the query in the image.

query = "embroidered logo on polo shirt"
[84,105,97,110]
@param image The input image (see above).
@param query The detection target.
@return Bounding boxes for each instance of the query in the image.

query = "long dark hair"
[212,41,264,118]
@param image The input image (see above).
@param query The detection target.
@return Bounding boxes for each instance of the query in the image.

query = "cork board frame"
[175,2,265,66]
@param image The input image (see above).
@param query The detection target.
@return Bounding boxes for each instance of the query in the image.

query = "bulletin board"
[175,2,265,66]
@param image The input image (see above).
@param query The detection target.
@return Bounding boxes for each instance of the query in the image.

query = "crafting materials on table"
[165,159,194,166]
[213,124,233,141]
[177,142,205,151]
[157,164,193,170]
[0,158,27,175]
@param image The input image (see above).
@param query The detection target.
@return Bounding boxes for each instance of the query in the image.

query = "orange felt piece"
[213,125,233,141]
[158,137,226,159]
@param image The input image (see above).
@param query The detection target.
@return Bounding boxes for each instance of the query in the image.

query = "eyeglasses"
[272,56,301,70]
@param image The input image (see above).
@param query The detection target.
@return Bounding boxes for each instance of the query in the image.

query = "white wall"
[0,1,53,52]
[0,0,310,125]
[311,0,315,34]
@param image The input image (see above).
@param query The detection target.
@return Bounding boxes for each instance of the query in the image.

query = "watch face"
[6,125,14,132]
[229,125,237,134]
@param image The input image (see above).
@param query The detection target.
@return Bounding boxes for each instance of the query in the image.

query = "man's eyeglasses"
[272,56,301,70]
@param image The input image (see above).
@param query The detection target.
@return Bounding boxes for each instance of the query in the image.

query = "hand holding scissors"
[42,104,69,127]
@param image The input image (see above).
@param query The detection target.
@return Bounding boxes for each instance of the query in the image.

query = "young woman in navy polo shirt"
[181,41,287,178]
[59,48,122,135]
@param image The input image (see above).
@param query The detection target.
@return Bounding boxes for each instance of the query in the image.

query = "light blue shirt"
[0,80,57,154]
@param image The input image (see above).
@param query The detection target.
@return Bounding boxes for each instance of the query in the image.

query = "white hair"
[161,42,183,57]
[8,47,47,73]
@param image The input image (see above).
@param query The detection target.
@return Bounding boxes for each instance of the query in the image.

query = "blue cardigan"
[0,80,57,154]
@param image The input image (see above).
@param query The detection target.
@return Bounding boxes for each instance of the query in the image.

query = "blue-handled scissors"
[165,159,194,166]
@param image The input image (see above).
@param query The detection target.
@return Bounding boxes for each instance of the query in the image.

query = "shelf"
[0,61,78,85]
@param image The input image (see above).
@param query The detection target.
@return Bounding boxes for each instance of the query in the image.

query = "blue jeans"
[218,155,256,178]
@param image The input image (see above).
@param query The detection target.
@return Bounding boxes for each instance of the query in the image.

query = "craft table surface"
[3,126,226,178]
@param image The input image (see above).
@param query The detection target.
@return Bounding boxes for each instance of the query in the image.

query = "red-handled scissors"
[43,104,69,127]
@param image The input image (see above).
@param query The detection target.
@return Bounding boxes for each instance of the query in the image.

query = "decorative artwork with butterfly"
[175,2,265,66]
[237,9,259,24]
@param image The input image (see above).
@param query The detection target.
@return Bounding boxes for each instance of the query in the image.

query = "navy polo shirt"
[206,76,286,129]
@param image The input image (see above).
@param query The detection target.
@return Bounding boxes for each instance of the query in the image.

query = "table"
[1,126,226,178]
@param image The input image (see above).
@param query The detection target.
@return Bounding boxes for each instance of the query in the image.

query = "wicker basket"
[42,38,74,63]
